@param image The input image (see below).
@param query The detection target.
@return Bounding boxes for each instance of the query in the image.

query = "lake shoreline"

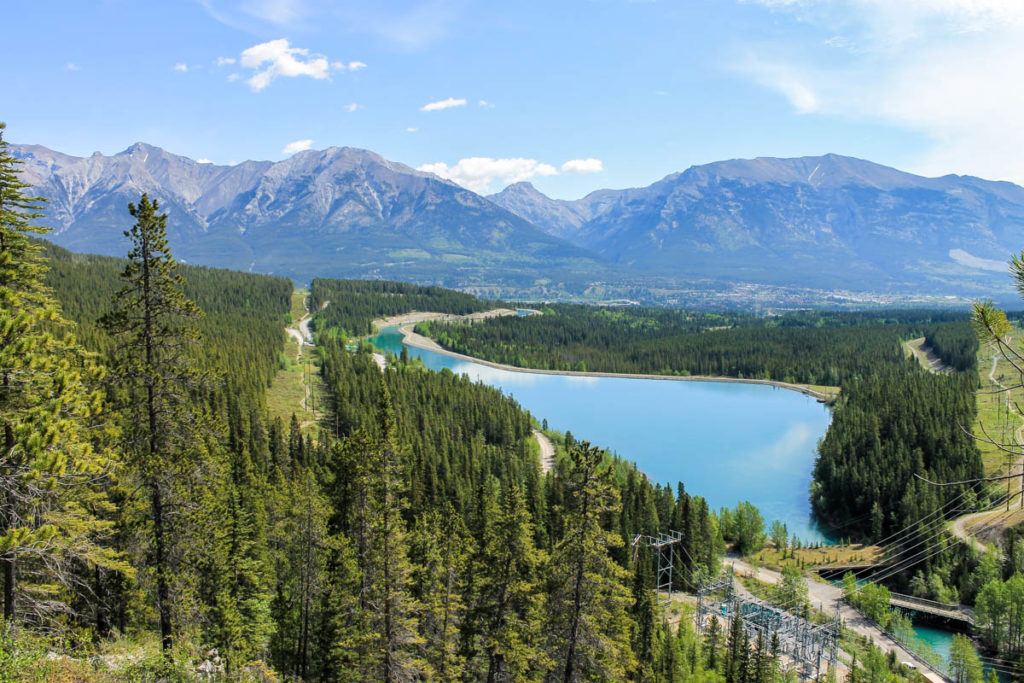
[374,318,837,403]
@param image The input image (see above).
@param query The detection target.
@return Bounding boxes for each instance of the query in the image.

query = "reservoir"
[370,326,833,542]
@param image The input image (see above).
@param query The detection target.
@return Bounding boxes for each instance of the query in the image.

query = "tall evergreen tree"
[360,383,426,680]
[410,503,471,679]
[546,442,636,682]
[465,477,547,682]
[0,122,124,624]
[100,193,204,653]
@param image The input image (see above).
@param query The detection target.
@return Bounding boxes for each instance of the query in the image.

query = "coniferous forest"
[1,127,728,680]
[0,120,1013,682]
[421,303,986,542]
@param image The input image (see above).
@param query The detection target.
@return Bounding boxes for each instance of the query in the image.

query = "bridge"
[888,592,974,625]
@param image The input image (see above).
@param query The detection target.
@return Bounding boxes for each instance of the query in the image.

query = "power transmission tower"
[632,531,685,605]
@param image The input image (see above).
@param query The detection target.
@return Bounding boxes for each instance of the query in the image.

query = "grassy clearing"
[266,287,325,434]
[796,383,841,401]
[748,544,881,572]
[903,337,948,373]
[289,287,307,323]
[267,335,316,428]
[973,332,1024,476]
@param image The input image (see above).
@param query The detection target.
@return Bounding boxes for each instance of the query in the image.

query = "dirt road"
[533,430,555,474]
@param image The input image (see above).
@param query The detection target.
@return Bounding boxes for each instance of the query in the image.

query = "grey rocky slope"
[14,142,598,286]
[489,154,1024,294]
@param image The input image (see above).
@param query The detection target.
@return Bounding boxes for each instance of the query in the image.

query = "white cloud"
[227,73,241,82]
[65,62,81,72]
[196,158,214,164]
[418,158,557,192]
[343,102,362,113]
[418,155,604,192]
[420,97,467,112]
[478,99,494,108]
[216,56,236,66]
[238,38,359,92]
[737,58,820,113]
[740,0,1024,182]
[560,158,604,174]
[281,139,314,155]
[342,60,367,71]
[173,63,189,72]
[405,127,419,133]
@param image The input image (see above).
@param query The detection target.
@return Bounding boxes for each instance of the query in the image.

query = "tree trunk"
[2,417,15,621]
[151,480,173,652]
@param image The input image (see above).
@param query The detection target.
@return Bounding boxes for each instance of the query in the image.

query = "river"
[370,326,833,542]
[370,325,987,672]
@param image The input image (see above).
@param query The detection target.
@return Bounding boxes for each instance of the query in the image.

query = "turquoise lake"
[372,326,983,667]
[370,326,834,542]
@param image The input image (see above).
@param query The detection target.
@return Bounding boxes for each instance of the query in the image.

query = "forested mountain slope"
[43,241,292,405]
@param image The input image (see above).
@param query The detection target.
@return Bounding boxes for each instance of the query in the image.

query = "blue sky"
[4,0,1019,198]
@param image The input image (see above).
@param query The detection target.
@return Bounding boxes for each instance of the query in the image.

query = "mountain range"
[13,142,596,288]
[490,154,1024,296]
[14,142,1024,297]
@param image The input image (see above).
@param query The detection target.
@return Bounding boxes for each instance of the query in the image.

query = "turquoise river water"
[368,326,977,668]
[370,326,834,542]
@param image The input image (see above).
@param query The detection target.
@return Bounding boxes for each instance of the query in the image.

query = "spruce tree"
[359,382,426,680]
[546,442,636,681]
[466,476,547,681]
[100,193,204,653]
[705,615,721,670]
[410,503,471,679]
[0,122,124,623]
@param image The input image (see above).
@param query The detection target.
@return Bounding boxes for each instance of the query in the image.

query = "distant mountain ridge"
[15,141,1024,296]
[489,154,1024,294]
[13,142,597,286]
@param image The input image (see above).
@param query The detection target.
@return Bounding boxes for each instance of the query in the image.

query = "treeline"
[309,278,497,338]
[813,368,982,536]
[43,241,292,409]
[418,302,984,543]
[421,304,972,386]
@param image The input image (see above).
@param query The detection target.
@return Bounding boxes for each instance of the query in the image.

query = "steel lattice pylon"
[632,530,686,604]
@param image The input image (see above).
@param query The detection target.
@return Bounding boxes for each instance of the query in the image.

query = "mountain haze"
[13,142,598,286]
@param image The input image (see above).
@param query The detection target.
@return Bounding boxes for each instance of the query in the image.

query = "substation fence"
[696,571,841,679]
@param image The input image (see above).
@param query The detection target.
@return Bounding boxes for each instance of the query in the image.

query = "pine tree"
[705,615,721,670]
[725,611,744,683]
[465,476,547,682]
[0,122,125,624]
[410,503,471,679]
[629,554,656,679]
[359,382,426,680]
[210,443,273,666]
[100,193,205,653]
[546,441,636,681]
